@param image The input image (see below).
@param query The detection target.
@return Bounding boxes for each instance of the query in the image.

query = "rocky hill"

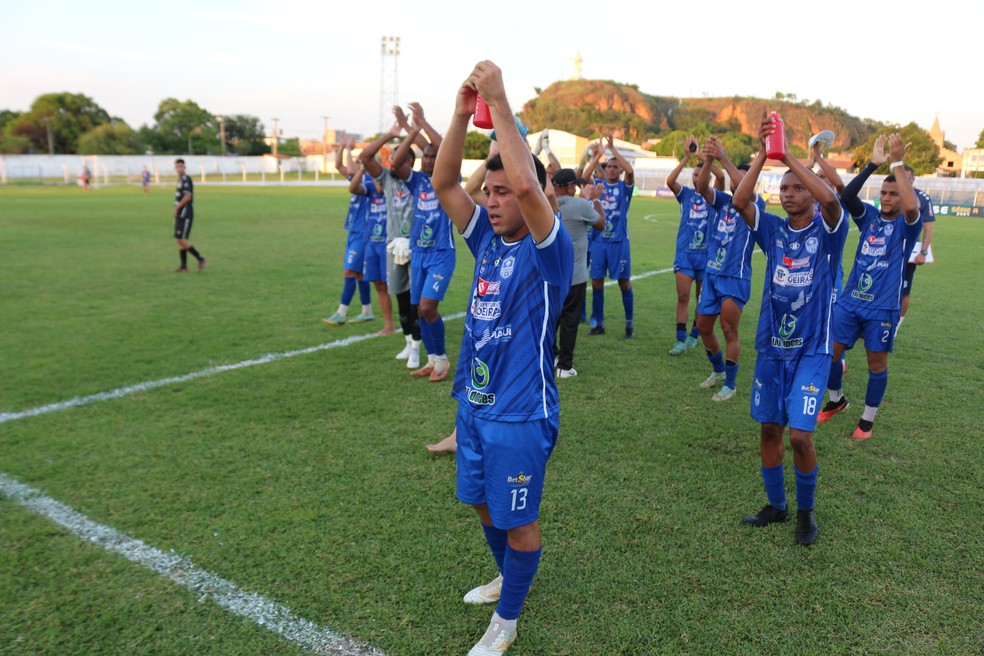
[520,80,884,150]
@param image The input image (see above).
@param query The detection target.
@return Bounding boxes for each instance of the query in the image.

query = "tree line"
[0,93,272,156]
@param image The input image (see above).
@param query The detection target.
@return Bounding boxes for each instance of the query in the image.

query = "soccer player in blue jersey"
[733,117,849,546]
[694,137,763,401]
[666,135,714,355]
[432,61,573,656]
[348,165,396,335]
[898,164,936,332]
[324,139,374,325]
[581,135,635,338]
[391,104,456,382]
[817,134,922,439]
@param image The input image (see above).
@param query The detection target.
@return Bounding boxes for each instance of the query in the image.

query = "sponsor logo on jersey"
[867,234,886,245]
[477,278,501,297]
[470,301,501,321]
[507,472,533,486]
[801,384,820,394]
[773,266,814,287]
[790,241,801,251]
[689,230,706,249]
[417,224,435,248]
[475,324,513,350]
[501,256,516,278]
[466,357,496,405]
[782,255,811,269]
[771,313,804,349]
[755,378,763,389]
[850,272,875,301]
[417,191,440,212]
[861,241,887,257]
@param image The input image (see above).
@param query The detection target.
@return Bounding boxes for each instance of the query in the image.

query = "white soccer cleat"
[395,336,413,360]
[467,616,516,656]
[712,386,737,402]
[699,371,726,389]
[555,367,578,379]
[463,574,503,604]
[406,342,421,369]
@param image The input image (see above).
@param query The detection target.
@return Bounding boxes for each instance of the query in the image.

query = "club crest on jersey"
[805,237,819,254]
[883,223,894,236]
[501,256,516,278]
[507,472,533,486]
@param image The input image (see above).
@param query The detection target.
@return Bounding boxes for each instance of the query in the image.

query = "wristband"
[889,161,905,170]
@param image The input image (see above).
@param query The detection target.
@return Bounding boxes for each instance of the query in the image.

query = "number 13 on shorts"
[510,488,528,511]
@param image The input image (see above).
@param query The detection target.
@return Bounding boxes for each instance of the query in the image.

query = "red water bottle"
[473,94,493,129]
[765,111,786,160]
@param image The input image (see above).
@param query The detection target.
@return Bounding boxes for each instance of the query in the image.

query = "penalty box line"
[0,267,675,426]
[0,472,383,656]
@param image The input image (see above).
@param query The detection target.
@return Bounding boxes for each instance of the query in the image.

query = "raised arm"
[409,102,443,151]
[335,143,350,179]
[811,141,844,193]
[666,135,696,195]
[358,123,402,179]
[471,61,554,242]
[432,79,480,232]
[606,135,634,186]
[390,126,420,181]
[581,140,605,182]
[348,164,367,195]
[841,134,886,220]
[580,182,607,230]
[705,137,745,192]
[887,133,919,224]
[695,139,715,204]
[734,148,767,228]
[393,106,427,151]
[343,137,357,177]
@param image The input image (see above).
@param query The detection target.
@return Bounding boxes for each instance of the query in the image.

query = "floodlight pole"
[217,115,227,156]
[322,115,330,174]
[271,118,280,158]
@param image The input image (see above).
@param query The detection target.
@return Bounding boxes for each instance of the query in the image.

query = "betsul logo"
[471,357,491,390]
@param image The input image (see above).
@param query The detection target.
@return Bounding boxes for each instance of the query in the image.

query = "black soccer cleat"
[588,326,606,336]
[624,327,635,339]
[795,508,819,545]
[741,504,789,527]
[817,396,849,423]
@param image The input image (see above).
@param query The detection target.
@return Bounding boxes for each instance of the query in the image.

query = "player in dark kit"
[433,61,573,656]
[172,159,205,272]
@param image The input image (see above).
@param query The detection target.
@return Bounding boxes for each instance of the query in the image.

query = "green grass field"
[1,184,981,655]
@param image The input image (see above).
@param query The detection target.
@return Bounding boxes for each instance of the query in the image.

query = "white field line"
[0,472,383,656]
[1,266,680,425]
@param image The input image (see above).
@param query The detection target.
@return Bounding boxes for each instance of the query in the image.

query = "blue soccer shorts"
[750,352,832,432]
[343,231,368,273]
[362,241,388,283]
[673,251,708,282]
[589,240,631,280]
[696,274,751,315]
[832,304,899,353]
[455,403,559,530]
[410,248,456,304]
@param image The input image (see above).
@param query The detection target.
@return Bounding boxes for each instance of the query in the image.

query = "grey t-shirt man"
[374,168,414,294]
[557,195,601,286]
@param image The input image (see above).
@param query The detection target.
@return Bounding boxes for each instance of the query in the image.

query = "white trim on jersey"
[538,280,551,419]
[824,205,845,233]
[752,203,761,231]
[460,203,482,239]
[534,216,561,249]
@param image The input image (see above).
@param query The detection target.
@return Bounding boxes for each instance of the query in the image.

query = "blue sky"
[4,0,982,150]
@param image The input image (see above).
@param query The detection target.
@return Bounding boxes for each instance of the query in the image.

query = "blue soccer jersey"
[453,205,573,422]
[405,170,455,252]
[752,205,848,360]
[674,186,714,257]
[841,204,922,311]
[596,180,633,243]
[344,177,371,234]
[361,175,388,244]
[707,190,763,280]
[915,188,935,225]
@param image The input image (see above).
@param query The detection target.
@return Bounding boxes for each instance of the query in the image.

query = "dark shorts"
[902,263,916,297]
[174,216,193,240]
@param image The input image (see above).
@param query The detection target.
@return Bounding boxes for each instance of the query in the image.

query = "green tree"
[223,114,268,155]
[77,122,144,155]
[851,122,941,175]
[6,93,112,153]
[976,128,984,149]
[463,131,492,159]
[279,137,302,157]
[151,98,218,154]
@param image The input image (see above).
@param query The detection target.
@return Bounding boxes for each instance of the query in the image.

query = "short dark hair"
[885,174,897,183]
[694,162,704,169]
[485,153,547,190]
[737,164,751,171]
[175,158,185,164]
[902,164,914,174]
